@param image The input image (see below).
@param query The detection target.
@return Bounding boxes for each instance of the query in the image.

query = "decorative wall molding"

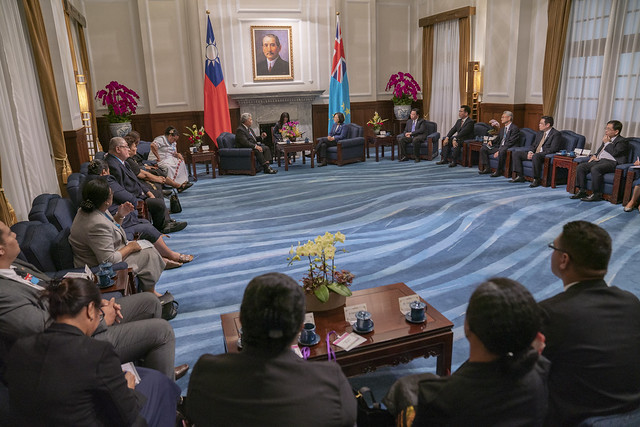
[231,91,324,105]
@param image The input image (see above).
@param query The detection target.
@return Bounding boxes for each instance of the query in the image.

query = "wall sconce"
[472,63,482,94]
[76,73,89,113]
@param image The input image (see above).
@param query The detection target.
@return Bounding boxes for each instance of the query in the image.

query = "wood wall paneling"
[478,103,543,130]
[63,127,88,172]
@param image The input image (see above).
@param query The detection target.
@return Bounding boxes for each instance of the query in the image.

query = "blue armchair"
[403,120,440,161]
[66,173,87,210]
[507,128,538,180]
[570,138,640,204]
[541,130,586,187]
[463,122,493,167]
[28,194,60,223]
[216,132,257,176]
[325,123,366,166]
[487,127,530,177]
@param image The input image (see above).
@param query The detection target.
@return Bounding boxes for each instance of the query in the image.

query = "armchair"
[216,132,257,176]
[622,138,640,205]
[541,130,586,187]
[487,127,529,177]
[324,123,366,166]
[66,173,87,210]
[570,138,640,204]
[403,120,440,161]
[507,128,538,181]
[463,122,493,167]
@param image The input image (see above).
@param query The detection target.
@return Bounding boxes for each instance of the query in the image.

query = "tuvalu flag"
[204,13,231,147]
[328,13,351,133]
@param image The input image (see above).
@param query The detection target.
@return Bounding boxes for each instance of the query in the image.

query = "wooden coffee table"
[276,141,315,171]
[366,135,396,162]
[189,150,217,180]
[220,282,453,377]
[550,155,576,190]
[98,268,135,296]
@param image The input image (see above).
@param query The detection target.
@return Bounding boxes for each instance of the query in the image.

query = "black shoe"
[318,160,327,167]
[174,364,189,380]
[570,191,588,200]
[478,168,491,175]
[529,179,541,188]
[263,166,277,174]
[436,159,447,165]
[162,221,187,234]
[581,193,603,202]
[399,157,408,162]
[415,158,420,163]
[490,171,502,177]
[448,162,457,168]
[509,176,525,183]
[162,190,173,197]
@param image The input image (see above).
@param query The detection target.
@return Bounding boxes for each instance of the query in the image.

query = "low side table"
[189,150,217,181]
[366,135,396,162]
[276,141,315,171]
[550,155,576,190]
[467,141,483,169]
[99,268,135,296]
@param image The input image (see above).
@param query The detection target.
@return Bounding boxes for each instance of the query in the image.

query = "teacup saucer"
[405,312,426,324]
[97,278,116,289]
[352,321,374,334]
[298,333,320,346]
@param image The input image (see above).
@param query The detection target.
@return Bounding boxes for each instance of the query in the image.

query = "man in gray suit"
[0,221,181,380]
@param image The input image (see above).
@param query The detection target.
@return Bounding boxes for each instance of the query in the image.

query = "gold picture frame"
[251,26,293,81]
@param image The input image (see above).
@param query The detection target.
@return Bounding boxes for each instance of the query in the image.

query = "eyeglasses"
[99,308,105,321]
[548,243,569,254]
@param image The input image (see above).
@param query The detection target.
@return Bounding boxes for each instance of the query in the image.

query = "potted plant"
[184,124,205,152]
[367,112,388,135]
[287,231,354,311]
[279,121,303,142]
[95,81,140,137]
[385,72,421,120]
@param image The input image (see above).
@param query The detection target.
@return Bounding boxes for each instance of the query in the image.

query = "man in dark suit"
[437,105,475,167]
[539,221,640,425]
[510,115,561,187]
[186,273,356,426]
[0,221,184,380]
[256,34,290,76]
[106,137,187,233]
[399,108,429,163]
[235,113,277,174]
[479,110,521,177]
[571,120,628,202]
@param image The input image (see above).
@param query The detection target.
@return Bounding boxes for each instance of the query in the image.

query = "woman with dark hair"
[273,112,291,142]
[6,278,181,426]
[385,278,549,426]
[87,159,193,268]
[317,112,348,167]
[69,177,168,297]
[149,126,190,186]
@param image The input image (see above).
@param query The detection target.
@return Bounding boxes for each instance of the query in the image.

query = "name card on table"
[304,312,315,325]
[344,304,367,323]
[333,333,367,351]
[398,294,422,315]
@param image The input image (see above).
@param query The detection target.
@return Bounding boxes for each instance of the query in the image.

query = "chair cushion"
[20,222,58,273]
[217,132,236,149]
[10,220,42,263]
[52,228,75,271]
[28,194,60,223]
[66,173,87,210]
[45,197,76,232]
[137,141,151,160]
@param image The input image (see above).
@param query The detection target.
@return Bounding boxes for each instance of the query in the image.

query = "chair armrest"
[573,156,590,164]
[218,148,253,157]
[337,137,365,148]
[49,262,129,280]
[428,132,440,140]
[510,147,530,153]
[616,163,637,176]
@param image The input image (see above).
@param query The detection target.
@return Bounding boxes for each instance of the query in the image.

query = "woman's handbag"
[170,190,182,214]
[354,386,395,427]
[159,291,179,320]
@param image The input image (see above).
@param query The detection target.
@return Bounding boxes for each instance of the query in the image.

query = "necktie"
[411,121,416,132]
[501,127,509,146]
[536,132,547,153]
[249,127,256,142]
[268,63,272,72]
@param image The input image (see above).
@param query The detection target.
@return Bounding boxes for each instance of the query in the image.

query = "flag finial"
[206,10,210,14]
[336,12,340,15]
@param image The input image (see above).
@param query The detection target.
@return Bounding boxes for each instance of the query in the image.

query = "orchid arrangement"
[184,124,205,146]
[366,112,388,132]
[385,72,421,105]
[95,81,140,123]
[488,119,500,135]
[279,121,303,140]
[287,231,354,303]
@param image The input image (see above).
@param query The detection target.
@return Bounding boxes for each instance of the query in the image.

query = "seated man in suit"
[510,115,561,187]
[479,110,520,177]
[540,221,640,425]
[106,137,187,233]
[436,105,475,167]
[571,120,628,202]
[235,113,277,174]
[187,272,357,426]
[0,221,187,381]
[316,112,348,167]
[399,108,429,163]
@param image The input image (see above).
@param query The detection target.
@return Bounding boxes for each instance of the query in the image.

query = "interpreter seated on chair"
[383,278,549,426]
[510,115,561,187]
[317,112,348,167]
[436,105,475,167]
[186,272,357,426]
[235,112,277,174]
[398,108,429,163]
[6,277,181,426]
[149,126,191,186]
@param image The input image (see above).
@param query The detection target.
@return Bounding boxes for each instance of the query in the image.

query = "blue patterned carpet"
[161,156,640,395]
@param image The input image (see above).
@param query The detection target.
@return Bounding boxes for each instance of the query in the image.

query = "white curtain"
[430,20,460,142]
[0,1,59,221]
[556,0,640,148]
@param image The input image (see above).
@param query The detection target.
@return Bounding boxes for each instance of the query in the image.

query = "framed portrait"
[251,26,293,81]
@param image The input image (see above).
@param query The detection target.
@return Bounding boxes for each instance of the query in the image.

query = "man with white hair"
[479,111,520,177]
[235,113,277,174]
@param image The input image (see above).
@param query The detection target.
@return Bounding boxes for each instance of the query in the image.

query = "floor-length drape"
[422,25,434,119]
[542,0,572,116]
[22,0,72,191]
[430,20,460,137]
[0,1,59,220]
[0,155,17,227]
[458,17,470,105]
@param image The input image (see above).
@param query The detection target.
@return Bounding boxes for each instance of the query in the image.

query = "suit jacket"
[404,118,429,138]
[187,349,357,427]
[329,123,348,141]
[494,123,521,150]
[256,56,289,76]
[540,279,640,425]
[594,135,629,164]
[235,125,263,149]
[446,118,475,141]
[531,127,561,154]
[106,153,150,200]
[6,322,145,426]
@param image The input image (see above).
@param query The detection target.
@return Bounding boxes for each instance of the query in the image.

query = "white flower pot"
[109,122,132,138]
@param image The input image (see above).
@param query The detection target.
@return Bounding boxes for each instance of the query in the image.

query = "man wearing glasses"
[539,221,640,425]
